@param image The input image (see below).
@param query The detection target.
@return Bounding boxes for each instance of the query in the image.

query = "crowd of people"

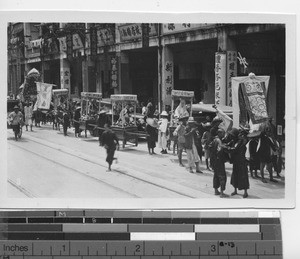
[8,98,284,198]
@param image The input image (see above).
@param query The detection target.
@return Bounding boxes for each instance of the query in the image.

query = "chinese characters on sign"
[162,23,213,34]
[60,67,71,89]
[97,28,114,47]
[226,51,237,106]
[35,82,53,110]
[142,23,150,48]
[111,56,118,89]
[171,90,194,98]
[111,95,137,101]
[164,61,173,95]
[90,26,98,59]
[118,23,157,42]
[215,52,227,105]
[66,33,73,61]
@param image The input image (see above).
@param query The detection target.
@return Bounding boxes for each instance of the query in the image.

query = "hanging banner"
[35,82,53,110]
[240,80,269,124]
[226,51,237,106]
[58,37,67,52]
[215,52,227,105]
[142,23,150,48]
[66,33,73,60]
[90,26,98,59]
[111,56,118,88]
[60,66,71,89]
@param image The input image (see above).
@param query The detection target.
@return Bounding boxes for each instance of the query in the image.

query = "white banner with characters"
[35,82,53,110]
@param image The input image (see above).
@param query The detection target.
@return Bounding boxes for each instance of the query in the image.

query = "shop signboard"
[97,28,115,46]
[226,51,237,106]
[90,26,98,59]
[118,23,157,42]
[58,37,67,52]
[142,23,150,48]
[111,56,118,88]
[72,33,84,50]
[162,23,214,35]
[60,67,71,89]
[215,52,227,105]
[52,89,69,96]
[66,33,73,60]
[164,61,174,95]
[171,90,194,98]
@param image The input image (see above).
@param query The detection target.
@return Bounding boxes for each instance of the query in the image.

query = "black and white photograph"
[0,12,296,208]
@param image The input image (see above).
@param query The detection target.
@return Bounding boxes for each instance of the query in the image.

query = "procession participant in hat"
[73,104,81,138]
[173,115,188,166]
[97,109,111,145]
[211,128,227,198]
[257,122,278,183]
[184,117,203,174]
[24,102,33,131]
[8,105,24,141]
[224,128,249,198]
[158,111,169,154]
[145,116,158,155]
[100,123,119,172]
[201,122,213,171]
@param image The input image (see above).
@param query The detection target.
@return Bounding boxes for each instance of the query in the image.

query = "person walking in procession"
[211,129,228,198]
[224,128,249,198]
[173,116,188,166]
[184,117,203,174]
[158,111,169,154]
[201,122,212,171]
[100,123,120,171]
[24,102,33,131]
[145,117,158,155]
[8,105,24,141]
[62,110,70,136]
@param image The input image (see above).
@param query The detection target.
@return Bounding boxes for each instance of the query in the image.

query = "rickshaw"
[79,92,102,137]
[51,89,69,130]
[7,99,23,139]
[110,94,146,148]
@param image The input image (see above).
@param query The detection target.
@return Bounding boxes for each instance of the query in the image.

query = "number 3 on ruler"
[211,244,216,252]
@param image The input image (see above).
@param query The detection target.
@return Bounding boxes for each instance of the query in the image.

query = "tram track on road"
[8,135,194,198]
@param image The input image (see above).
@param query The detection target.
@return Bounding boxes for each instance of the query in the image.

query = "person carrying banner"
[100,123,120,171]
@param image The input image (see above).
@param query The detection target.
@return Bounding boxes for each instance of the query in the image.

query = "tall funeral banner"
[226,51,237,106]
[35,82,53,110]
[215,52,227,105]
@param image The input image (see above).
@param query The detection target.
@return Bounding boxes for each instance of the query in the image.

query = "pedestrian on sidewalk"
[158,111,169,154]
[173,116,188,166]
[224,128,249,198]
[184,117,203,174]
[201,122,213,170]
[145,117,158,155]
[97,109,110,145]
[100,123,120,171]
[73,104,81,138]
[257,123,278,183]
[8,105,24,141]
[24,102,33,131]
[211,128,227,198]
[62,110,70,136]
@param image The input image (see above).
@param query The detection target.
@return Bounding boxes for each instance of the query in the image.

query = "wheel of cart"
[79,92,103,138]
[110,94,141,149]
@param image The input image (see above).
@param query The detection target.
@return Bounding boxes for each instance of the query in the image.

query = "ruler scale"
[0,210,282,259]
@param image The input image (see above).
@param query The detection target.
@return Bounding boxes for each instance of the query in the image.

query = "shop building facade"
[8,23,285,127]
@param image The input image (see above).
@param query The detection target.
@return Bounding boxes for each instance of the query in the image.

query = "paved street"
[7,124,285,199]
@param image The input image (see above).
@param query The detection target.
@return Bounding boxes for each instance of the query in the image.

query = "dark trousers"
[63,125,68,136]
[106,147,116,165]
[213,158,227,191]
[12,124,20,139]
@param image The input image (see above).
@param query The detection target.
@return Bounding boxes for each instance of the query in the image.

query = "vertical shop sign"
[90,26,98,59]
[142,23,150,48]
[60,67,71,89]
[66,33,73,61]
[226,51,237,106]
[215,52,227,105]
[164,61,173,95]
[111,56,118,88]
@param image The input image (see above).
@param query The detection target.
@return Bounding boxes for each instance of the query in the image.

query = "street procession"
[6,23,285,198]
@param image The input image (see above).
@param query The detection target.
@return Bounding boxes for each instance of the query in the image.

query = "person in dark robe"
[100,123,119,171]
[224,128,249,198]
[62,110,70,136]
[97,109,111,146]
[248,135,261,178]
[211,129,227,198]
[73,105,81,137]
[145,117,158,155]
